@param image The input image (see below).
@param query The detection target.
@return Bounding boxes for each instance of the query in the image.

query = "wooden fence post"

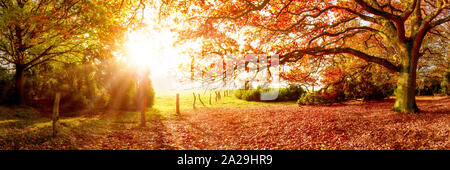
[176,93,180,115]
[209,93,212,105]
[193,92,196,109]
[52,92,61,138]
[214,91,219,103]
[198,93,206,107]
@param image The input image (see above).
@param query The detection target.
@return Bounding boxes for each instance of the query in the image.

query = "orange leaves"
[322,66,346,83]
[161,97,450,150]
[281,68,316,84]
[1,97,449,150]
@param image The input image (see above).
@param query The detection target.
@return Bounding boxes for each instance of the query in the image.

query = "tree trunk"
[85,61,94,100]
[441,66,450,95]
[140,97,147,127]
[393,44,419,113]
[14,64,25,105]
[52,92,61,137]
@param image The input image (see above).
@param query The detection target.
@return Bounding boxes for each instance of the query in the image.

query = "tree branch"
[280,47,400,73]
[430,15,450,28]
[401,0,418,21]
[308,26,385,46]
[355,0,406,42]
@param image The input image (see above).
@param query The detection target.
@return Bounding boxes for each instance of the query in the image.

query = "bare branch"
[355,0,401,21]
[401,0,419,21]
[308,26,384,46]
[430,15,450,28]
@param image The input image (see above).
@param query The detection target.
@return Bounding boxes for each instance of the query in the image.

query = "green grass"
[153,90,297,115]
[0,90,295,149]
[0,108,111,149]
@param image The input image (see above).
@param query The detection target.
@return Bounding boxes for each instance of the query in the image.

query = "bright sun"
[123,26,198,91]
[120,7,201,91]
[125,29,176,77]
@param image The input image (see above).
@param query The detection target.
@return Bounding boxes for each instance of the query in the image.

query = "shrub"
[0,105,41,119]
[234,89,244,99]
[296,80,394,106]
[235,85,305,102]
[362,83,392,101]
[325,78,393,102]
[276,85,305,101]
[297,92,333,105]
[0,68,14,104]
[107,70,155,110]
[441,71,450,95]
[235,88,261,101]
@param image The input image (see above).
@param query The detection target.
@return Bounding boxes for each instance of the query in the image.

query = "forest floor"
[0,94,449,150]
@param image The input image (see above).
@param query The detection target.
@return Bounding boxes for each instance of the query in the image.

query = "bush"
[297,80,393,106]
[362,83,392,101]
[441,71,450,95]
[234,89,244,99]
[107,69,155,110]
[235,88,261,101]
[235,85,305,102]
[297,92,333,105]
[0,68,14,104]
[276,85,305,101]
[324,78,393,103]
[0,105,41,119]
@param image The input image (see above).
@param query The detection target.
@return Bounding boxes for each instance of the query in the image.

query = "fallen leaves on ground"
[163,97,450,150]
[1,97,449,150]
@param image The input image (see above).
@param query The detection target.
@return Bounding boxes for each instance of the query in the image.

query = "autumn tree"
[417,23,449,95]
[162,0,450,113]
[0,0,146,105]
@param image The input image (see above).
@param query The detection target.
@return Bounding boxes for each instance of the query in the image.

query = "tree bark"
[14,64,25,105]
[393,43,420,113]
[52,92,61,137]
[140,97,147,127]
[441,66,450,95]
[393,68,419,113]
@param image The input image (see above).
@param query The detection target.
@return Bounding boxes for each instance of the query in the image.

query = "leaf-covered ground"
[1,96,449,150]
[162,97,450,150]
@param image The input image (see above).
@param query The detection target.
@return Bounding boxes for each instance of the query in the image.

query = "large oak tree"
[162,0,450,113]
